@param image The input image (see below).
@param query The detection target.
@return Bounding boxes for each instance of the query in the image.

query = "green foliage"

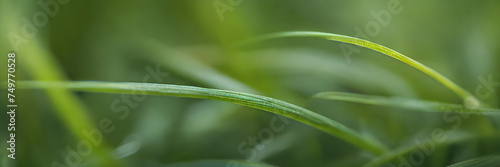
[2,1,500,166]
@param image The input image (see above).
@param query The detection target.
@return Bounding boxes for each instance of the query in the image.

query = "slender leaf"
[313,92,500,114]
[19,81,389,155]
[447,155,500,167]
[240,31,479,107]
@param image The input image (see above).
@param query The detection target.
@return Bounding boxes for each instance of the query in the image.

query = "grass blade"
[240,31,479,107]
[313,92,500,114]
[19,81,389,155]
[447,155,500,167]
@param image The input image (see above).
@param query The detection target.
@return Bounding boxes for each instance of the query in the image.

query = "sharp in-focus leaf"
[240,31,479,107]
[18,81,389,155]
[447,155,500,167]
[165,160,276,167]
[313,92,500,114]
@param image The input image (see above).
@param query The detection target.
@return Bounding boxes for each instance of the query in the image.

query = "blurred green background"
[1,0,500,166]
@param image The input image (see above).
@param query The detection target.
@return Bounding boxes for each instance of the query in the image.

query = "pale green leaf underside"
[447,155,500,167]
[240,31,479,107]
[19,81,388,155]
[314,92,500,114]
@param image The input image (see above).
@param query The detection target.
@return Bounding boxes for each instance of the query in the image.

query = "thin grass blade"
[19,81,389,155]
[240,31,479,107]
[447,155,500,167]
[313,92,500,114]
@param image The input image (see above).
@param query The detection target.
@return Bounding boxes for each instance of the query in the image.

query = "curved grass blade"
[447,155,500,167]
[313,92,500,114]
[240,31,479,107]
[19,81,388,155]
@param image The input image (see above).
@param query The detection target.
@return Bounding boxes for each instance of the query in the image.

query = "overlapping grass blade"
[447,155,500,167]
[313,92,500,114]
[19,81,388,155]
[240,31,479,107]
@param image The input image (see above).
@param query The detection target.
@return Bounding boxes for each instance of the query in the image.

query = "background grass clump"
[1,0,500,167]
